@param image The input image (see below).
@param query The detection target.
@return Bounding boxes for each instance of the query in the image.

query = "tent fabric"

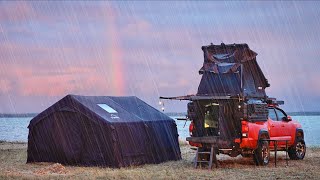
[197,71,242,96]
[197,43,269,98]
[202,43,258,63]
[199,63,242,74]
[27,95,181,167]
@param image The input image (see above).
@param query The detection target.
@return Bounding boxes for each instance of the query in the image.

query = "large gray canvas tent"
[27,95,181,167]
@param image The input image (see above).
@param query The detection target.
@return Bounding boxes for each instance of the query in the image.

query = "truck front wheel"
[288,138,306,160]
[253,140,270,166]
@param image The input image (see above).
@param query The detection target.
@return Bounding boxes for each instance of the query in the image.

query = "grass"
[0,141,319,179]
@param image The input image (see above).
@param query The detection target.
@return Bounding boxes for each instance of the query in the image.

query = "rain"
[0,1,320,178]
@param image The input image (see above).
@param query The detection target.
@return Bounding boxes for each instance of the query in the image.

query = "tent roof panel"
[29,95,172,128]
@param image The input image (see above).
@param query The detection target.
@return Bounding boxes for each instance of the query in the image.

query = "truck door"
[268,107,282,138]
[274,108,292,138]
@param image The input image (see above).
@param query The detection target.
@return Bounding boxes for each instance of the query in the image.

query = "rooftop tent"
[27,95,181,167]
[198,43,269,98]
[197,63,242,96]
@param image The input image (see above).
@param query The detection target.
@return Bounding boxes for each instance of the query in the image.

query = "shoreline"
[1,141,320,179]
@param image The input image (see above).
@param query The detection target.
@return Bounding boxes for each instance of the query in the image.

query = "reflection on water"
[0,116,319,146]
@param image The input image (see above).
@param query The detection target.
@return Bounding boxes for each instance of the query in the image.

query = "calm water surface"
[0,116,319,146]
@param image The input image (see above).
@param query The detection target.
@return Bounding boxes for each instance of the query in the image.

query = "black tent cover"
[197,43,269,98]
[27,95,181,167]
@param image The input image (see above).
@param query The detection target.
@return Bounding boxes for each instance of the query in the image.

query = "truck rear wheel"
[253,140,270,166]
[288,138,306,160]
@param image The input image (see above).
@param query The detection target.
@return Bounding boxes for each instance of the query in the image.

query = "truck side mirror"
[282,116,292,122]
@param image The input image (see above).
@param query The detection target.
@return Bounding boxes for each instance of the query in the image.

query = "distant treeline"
[0,113,38,118]
[164,112,187,117]
[1,112,319,118]
[0,112,188,118]
[287,112,320,116]
[165,112,320,117]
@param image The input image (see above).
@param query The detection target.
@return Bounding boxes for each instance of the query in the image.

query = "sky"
[0,1,320,113]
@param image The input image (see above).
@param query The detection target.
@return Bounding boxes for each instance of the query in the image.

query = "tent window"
[97,104,117,113]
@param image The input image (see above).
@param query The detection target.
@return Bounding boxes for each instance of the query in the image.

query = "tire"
[288,138,306,160]
[253,140,270,166]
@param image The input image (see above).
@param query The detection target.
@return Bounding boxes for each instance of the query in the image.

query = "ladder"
[194,145,218,169]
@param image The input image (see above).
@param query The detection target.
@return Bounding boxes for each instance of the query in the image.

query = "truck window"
[268,108,277,120]
[275,108,286,121]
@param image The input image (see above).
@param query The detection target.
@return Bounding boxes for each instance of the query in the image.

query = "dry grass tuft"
[33,163,68,175]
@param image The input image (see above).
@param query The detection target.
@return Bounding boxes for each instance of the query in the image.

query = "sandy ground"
[0,141,319,179]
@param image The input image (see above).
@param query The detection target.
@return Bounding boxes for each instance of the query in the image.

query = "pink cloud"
[0,79,11,94]
[20,75,73,96]
[17,69,110,97]
[0,61,109,97]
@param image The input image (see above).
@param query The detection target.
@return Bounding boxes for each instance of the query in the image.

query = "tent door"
[115,124,149,164]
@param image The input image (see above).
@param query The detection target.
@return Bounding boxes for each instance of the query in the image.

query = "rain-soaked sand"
[1,141,319,179]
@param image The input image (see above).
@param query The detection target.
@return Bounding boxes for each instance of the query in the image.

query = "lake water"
[0,116,319,146]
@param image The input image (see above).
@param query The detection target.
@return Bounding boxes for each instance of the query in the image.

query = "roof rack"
[160,95,239,101]
[266,98,284,105]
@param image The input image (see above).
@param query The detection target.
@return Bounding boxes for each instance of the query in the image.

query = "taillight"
[189,122,194,136]
[241,120,249,137]
[188,121,202,147]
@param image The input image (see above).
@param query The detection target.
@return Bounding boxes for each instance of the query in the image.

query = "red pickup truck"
[160,43,306,166]
[188,103,306,165]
